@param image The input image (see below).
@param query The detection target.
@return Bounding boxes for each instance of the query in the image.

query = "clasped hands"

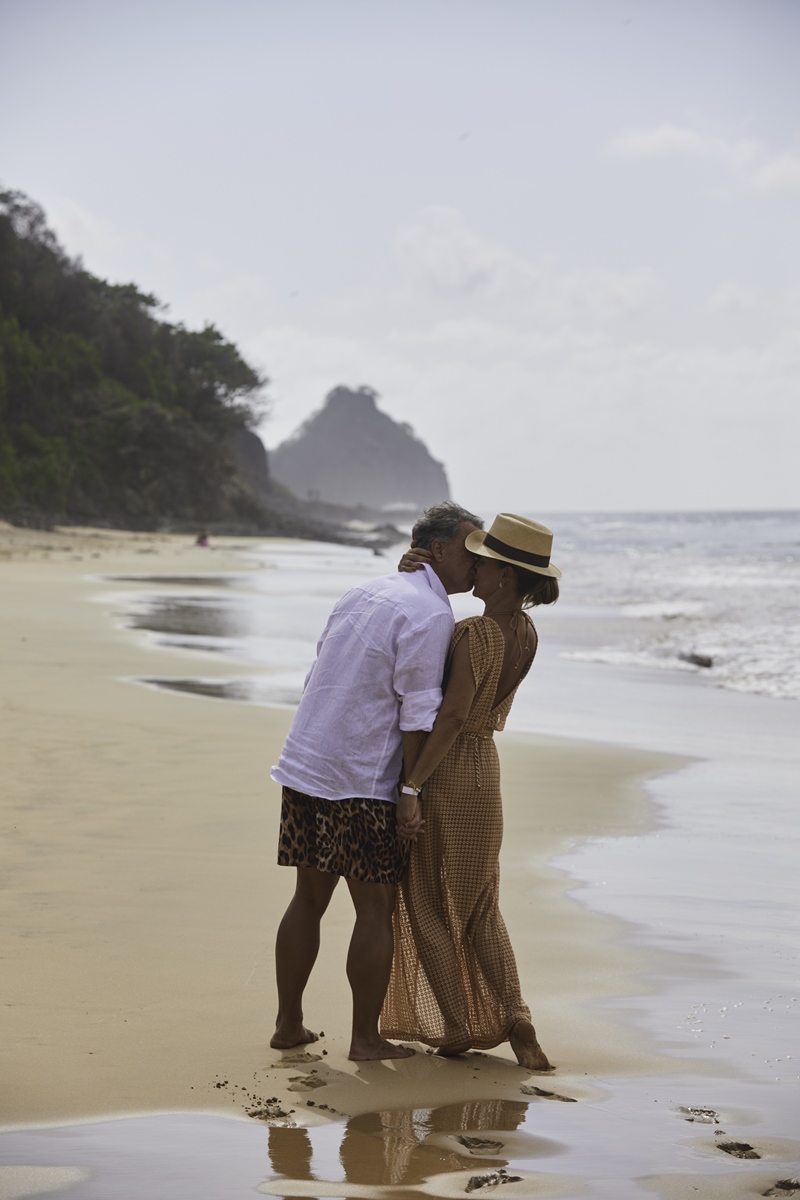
[396,789,425,842]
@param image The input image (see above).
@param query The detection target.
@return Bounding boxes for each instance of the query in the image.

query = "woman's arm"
[404,631,477,789]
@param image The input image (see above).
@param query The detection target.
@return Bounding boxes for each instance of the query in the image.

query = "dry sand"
[5,523,789,1199]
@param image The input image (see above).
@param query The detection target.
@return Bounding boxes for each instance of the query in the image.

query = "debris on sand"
[211,1076,294,1124]
[520,1084,576,1102]
[466,1167,523,1192]
[453,1135,504,1155]
[247,1101,291,1121]
[679,1105,719,1123]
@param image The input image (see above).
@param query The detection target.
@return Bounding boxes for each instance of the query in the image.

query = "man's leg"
[345,877,414,1061]
[271,865,339,1049]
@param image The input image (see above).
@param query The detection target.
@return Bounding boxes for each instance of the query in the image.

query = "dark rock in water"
[679,651,714,669]
[270,385,450,511]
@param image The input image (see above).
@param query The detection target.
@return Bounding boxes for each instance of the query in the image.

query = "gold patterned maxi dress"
[381,614,536,1049]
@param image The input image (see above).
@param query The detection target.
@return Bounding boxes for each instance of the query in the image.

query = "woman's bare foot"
[348,1036,415,1061]
[436,1041,472,1057]
[509,1020,554,1071]
[270,1024,319,1050]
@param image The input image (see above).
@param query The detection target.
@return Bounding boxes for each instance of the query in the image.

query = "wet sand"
[1,523,797,1199]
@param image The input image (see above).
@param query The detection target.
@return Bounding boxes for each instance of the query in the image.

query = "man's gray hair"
[411,501,484,549]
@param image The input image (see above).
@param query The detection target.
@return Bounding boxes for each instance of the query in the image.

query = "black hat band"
[482,532,551,568]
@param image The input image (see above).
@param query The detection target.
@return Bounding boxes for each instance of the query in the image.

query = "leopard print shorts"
[277,787,410,884]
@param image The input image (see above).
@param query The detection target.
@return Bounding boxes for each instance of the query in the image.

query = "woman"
[381,513,561,1069]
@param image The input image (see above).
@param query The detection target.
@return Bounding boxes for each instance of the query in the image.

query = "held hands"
[398,544,432,573]
[396,790,425,842]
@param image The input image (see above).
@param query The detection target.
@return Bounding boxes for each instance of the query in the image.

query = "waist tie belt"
[462,730,495,791]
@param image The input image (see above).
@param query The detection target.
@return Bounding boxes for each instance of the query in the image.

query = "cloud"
[393,207,505,298]
[43,191,795,511]
[392,208,663,325]
[704,281,762,314]
[609,123,709,159]
[608,124,800,195]
[251,210,800,511]
[38,193,188,311]
[748,151,800,195]
[40,193,121,262]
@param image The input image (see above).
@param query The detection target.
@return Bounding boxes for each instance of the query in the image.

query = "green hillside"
[0,188,270,528]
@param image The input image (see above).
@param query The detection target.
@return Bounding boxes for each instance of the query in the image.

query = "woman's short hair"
[412,501,484,549]
[512,564,560,608]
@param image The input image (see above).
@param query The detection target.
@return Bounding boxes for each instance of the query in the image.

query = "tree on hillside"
[0,188,268,524]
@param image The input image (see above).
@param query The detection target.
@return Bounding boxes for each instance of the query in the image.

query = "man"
[270,501,483,1061]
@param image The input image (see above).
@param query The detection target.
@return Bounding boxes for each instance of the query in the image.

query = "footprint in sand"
[678,1105,719,1124]
[271,1052,322,1068]
[718,1141,761,1160]
[452,1135,504,1156]
[287,1072,327,1092]
[520,1084,576,1102]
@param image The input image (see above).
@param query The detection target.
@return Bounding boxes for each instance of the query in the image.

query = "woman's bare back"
[487,612,538,710]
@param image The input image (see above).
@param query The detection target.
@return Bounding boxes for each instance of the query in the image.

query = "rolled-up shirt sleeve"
[394,612,452,731]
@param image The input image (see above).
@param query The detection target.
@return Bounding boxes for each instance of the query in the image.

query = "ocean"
[120,509,800,710]
[537,509,800,702]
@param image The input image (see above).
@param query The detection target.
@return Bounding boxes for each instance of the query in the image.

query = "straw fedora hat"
[465,513,562,579]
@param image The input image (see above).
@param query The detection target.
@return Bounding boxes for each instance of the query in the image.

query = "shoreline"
[3,523,798,1199]
[1,525,686,1132]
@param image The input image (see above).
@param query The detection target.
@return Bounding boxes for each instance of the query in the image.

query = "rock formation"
[226,427,272,502]
[269,386,450,511]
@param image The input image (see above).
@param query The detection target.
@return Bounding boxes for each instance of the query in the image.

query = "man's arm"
[399,631,476,789]
[394,610,453,838]
[394,611,452,728]
[397,729,427,838]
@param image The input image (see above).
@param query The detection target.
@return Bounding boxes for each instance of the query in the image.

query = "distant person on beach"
[195,530,209,547]
[270,501,483,1061]
[381,513,560,1070]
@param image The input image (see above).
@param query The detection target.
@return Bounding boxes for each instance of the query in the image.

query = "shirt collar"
[421,562,451,607]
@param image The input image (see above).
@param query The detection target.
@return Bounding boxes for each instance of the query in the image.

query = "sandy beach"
[1,523,798,1199]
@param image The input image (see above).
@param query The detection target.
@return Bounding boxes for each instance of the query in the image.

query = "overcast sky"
[2,0,798,512]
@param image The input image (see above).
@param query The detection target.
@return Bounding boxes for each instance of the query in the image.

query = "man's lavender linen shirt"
[271,565,454,804]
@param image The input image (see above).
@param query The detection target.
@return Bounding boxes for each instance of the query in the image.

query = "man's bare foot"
[270,1024,319,1050]
[436,1040,471,1057]
[509,1020,554,1071]
[348,1036,415,1061]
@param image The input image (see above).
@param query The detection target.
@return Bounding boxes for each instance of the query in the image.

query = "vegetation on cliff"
[0,188,271,527]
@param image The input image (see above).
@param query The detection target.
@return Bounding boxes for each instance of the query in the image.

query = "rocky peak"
[269,386,450,512]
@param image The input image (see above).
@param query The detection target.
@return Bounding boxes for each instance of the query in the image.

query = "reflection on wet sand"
[263,1099,559,1196]
[139,676,303,706]
[128,596,242,642]
[108,575,239,588]
[140,678,253,702]
[118,582,311,707]
[267,1126,315,1193]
